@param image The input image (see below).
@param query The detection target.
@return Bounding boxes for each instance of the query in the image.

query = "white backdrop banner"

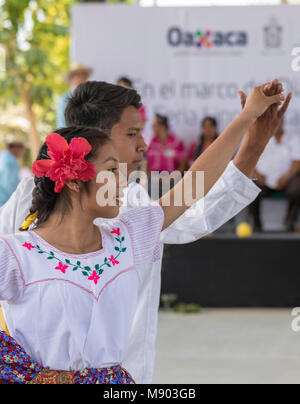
[72,4,300,145]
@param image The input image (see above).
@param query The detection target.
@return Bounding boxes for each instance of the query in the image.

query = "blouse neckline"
[28,226,106,259]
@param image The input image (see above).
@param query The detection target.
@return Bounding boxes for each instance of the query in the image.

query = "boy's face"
[110,106,147,175]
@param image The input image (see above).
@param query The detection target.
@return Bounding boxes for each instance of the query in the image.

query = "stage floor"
[153,309,300,384]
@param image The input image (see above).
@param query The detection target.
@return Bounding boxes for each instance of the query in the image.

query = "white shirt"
[0,206,164,371]
[256,135,300,189]
[0,161,260,382]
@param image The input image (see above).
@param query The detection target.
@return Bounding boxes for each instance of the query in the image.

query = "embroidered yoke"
[0,206,164,374]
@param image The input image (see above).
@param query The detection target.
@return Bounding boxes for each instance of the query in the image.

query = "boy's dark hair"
[21,126,110,231]
[117,76,133,88]
[65,81,142,133]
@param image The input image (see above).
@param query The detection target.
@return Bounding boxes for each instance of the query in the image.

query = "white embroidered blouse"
[0,205,164,371]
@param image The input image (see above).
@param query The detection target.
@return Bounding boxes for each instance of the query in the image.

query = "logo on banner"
[167,27,248,49]
[263,18,283,48]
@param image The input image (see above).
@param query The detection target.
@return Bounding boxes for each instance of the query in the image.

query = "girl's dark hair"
[194,117,218,160]
[155,114,169,130]
[19,127,110,231]
[65,81,142,133]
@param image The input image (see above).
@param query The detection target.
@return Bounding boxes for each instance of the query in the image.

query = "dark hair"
[21,127,110,231]
[65,81,142,133]
[194,117,218,160]
[117,76,133,88]
[155,114,169,130]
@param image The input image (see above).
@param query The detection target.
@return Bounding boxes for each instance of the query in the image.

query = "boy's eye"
[128,133,136,137]
[109,168,118,174]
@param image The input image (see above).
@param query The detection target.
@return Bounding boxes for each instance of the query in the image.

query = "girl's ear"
[65,179,81,192]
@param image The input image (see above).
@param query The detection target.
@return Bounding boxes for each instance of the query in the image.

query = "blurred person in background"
[188,117,219,166]
[56,63,93,128]
[147,114,187,174]
[147,114,187,199]
[249,119,300,232]
[0,135,25,207]
[117,76,147,124]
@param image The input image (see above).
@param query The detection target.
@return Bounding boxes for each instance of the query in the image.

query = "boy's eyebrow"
[128,127,141,132]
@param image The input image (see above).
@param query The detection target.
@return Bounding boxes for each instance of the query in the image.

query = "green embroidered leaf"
[95,264,100,270]
[38,251,44,254]
[115,238,121,242]
[73,266,78,271]
[106,263,111,268]
[82,271,89,276]
[98,269,104,275]
[47,257,55,260]
[84,266,91,272]
[121,237,125,242]
[77,261,81,266]
[65,259,71,264]
[115,247,120,251]
[36,245,40,250]
[104,257,108,263]
[122,248,127,252]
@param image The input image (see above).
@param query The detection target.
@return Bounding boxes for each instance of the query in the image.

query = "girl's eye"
[109,168,118,174]
[128,133,136,137]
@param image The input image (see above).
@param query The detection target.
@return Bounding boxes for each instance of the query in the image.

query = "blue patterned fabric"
[0,331,135,384]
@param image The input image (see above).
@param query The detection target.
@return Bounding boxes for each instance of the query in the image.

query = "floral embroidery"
[88,270,100,285]
[22,229,127,285]
[108,256,119,266]
[55,262,69,274]
[111,228,121,236]
[22,242,35,251]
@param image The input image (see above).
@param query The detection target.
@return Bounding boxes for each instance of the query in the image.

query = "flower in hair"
[32,132,96,193]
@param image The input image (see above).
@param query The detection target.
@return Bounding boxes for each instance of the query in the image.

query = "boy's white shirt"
[0,161,260,383]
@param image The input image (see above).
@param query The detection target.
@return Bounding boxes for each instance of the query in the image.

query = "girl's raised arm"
[159,82,285,231]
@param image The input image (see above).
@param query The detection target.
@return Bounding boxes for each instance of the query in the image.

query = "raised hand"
[238,79,292,144]
[242,81,285,121]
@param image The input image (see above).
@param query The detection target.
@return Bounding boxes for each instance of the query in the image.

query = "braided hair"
[19,127,111,232]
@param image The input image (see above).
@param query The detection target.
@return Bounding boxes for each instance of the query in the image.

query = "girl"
[0,83,284,384]
[189,117,219,165]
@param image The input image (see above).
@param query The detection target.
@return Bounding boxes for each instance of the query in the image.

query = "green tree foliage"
[0,0,78,160]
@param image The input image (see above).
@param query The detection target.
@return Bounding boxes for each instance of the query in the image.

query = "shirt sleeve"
[120,205,165,269]
[160,161,261,244]
[0,177,35,236]
[0,238,24,302]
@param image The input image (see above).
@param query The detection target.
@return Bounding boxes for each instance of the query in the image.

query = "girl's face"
[75,141,125,220]
[202,119,217,141]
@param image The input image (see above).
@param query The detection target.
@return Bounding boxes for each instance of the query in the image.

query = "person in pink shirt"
[188,117,219,166]
[147,114,187,174]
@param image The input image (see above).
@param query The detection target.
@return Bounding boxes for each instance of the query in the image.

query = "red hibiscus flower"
[32,133,96,193]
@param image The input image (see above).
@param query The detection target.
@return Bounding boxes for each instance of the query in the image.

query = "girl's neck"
[33,210,102,255]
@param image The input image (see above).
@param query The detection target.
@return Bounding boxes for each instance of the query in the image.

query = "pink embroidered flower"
[55,262,69,274]
[32,133,96,193]
[111,228,121,236]
[108,255,119,266]
[88,270,100,285]
[22,242,35,251]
